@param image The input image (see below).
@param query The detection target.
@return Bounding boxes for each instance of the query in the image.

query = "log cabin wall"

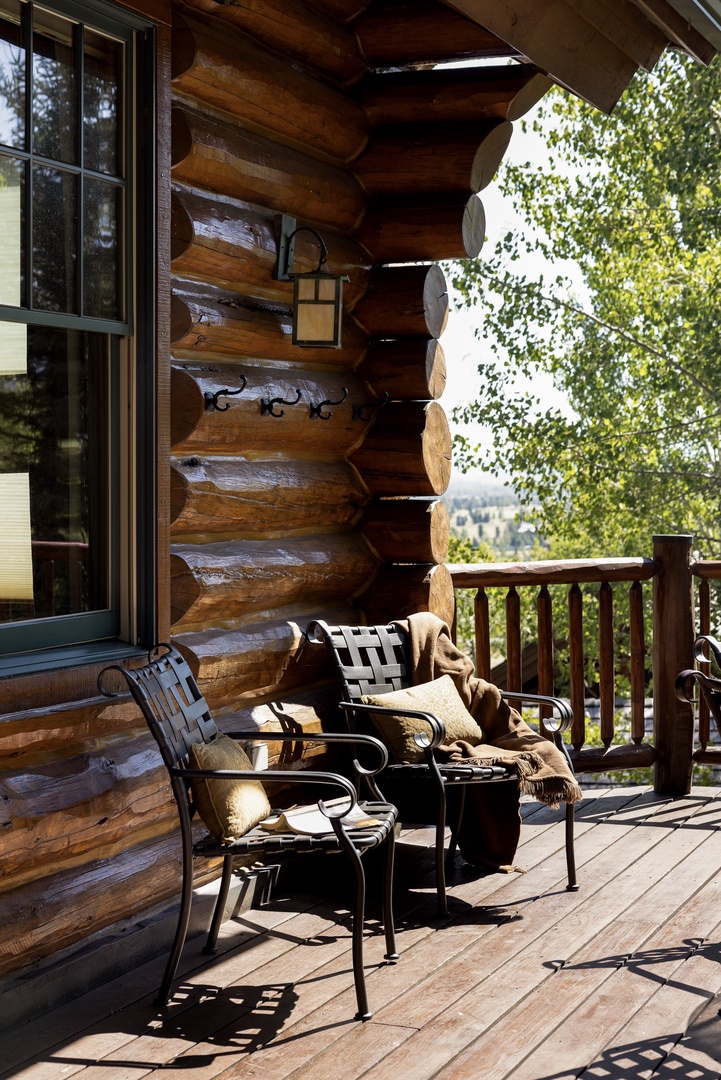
[12,0,708,1002]
[0,0,551,996]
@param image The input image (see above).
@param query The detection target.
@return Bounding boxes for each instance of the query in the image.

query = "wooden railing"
[450,534,721,795]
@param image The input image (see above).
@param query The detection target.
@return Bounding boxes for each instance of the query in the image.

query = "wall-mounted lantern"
[274,214,348,349]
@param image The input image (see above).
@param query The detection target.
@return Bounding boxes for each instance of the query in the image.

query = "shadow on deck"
[1,786,721,1079]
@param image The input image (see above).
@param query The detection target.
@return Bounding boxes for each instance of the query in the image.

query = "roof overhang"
[664,0,721,48]
[442,0,718,113]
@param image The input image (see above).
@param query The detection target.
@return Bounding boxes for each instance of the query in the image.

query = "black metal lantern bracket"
[273,214,348,349]
[273,215,323,283]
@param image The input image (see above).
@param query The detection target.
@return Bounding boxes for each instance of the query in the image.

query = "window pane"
[33,7,76,163]
[32,163,76,311]
[0,153,23,306]
[84,28,121,176]
[0,323,111,623]
[84,176,119,318]
[0,0,25,150]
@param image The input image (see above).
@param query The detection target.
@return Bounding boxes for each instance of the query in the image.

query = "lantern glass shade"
[291,271,344,348]
[0,473,34,601]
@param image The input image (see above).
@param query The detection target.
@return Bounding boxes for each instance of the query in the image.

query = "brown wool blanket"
[395,612,583,871]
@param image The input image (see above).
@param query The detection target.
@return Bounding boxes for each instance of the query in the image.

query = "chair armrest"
[340,700,446,751]
[676,667,721,702]
[501,691,573,733]
[172,764,367,822]
[225,729,389,774]
[694,634,721,670]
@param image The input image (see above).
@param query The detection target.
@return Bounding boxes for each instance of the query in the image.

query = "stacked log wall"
[0,0,552,982]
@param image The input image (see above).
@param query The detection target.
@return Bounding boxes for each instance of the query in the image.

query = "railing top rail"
[449,557,658,589]
[691,560,721,580]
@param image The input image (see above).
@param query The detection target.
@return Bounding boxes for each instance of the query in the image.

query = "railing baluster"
[629,581,645,744]
[474,587,491,681]
[537,584,553,731]
[568,583,585,750]
[698,577,710,747]
[599,581,614,747]
[506,586,521,692]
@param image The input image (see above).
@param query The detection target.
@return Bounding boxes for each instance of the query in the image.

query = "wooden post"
[652,534,695,795]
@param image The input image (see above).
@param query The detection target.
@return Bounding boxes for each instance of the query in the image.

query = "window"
[0,0,154,672]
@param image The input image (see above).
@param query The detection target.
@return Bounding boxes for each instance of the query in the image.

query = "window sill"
[0,641,148,679]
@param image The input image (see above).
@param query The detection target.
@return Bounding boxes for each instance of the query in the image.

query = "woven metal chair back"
[112,645,218,772]
[311,622,411,702]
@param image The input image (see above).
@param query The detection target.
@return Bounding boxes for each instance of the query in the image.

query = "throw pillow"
[189,733,271,841]
[360,674,484,763]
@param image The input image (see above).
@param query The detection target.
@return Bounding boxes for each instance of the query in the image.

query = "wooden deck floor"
[2,786,721,1079]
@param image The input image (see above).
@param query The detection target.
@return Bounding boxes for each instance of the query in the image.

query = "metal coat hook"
[352,391,389,422]
[261,388,302,417]
[204,375,247,411]
[309,387,348,420]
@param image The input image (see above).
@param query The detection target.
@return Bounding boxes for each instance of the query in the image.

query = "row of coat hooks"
[204,375,389,421]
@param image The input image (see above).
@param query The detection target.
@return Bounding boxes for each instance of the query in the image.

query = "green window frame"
[0,0,155,674]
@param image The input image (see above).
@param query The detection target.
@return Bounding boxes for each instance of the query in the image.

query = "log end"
[471,120,513,192]
[423,264,449,340]
[422,401,452,495]
[430,500,451,565]
[170,366,205,450]
[170,190,194,264]
[359,562,455,628]
[170,463,191,526]
[170,291,193,347]
[507,73,554,122]
[170,552,201,627]
[426,338,446,401]
[462,195,486,258]
[170,14,196,81]
[171,108,193,169]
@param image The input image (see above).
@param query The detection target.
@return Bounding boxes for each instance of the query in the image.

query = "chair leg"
[337,830,372,1021]
[446,785,466,873]
[435,785,450,917]
[565,801,579,891]
[204,854,234,954]
[156,833,195,1007]
[382,824,399,962]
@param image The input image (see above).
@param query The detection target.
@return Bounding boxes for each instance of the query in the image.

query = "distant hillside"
[443,473,513,499]
[442,475,544,557]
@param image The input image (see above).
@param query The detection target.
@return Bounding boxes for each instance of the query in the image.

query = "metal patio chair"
[675,633,721,731]
[308,620,578,915]
[98,644,398,1021]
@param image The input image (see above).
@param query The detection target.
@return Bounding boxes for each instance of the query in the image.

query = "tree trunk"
[359,337,446,401]
[360,498,450,563]
[172,12,370,164]
[350,400,452,495]
[357,193,485,262]
[360,64,552,125]
[358,562,455,627]
[170,363,373,456]
[180,0,367,85]
[353,0,515,67]
[174,611,355,710]
[170,534,377,629]
[353,120,512,195]
[352,264,448,339]
[170,282,369,367]
[170,456,368,539]
[171,186,371,306]
[172,107,366,233]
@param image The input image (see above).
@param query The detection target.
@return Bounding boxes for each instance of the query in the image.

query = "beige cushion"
[189,733,271,841]
[360,674,484,763]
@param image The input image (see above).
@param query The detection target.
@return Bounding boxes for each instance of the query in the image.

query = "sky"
[439,97,578,487]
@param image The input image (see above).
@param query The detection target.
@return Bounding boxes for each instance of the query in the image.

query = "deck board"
[1,788,720,1079]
